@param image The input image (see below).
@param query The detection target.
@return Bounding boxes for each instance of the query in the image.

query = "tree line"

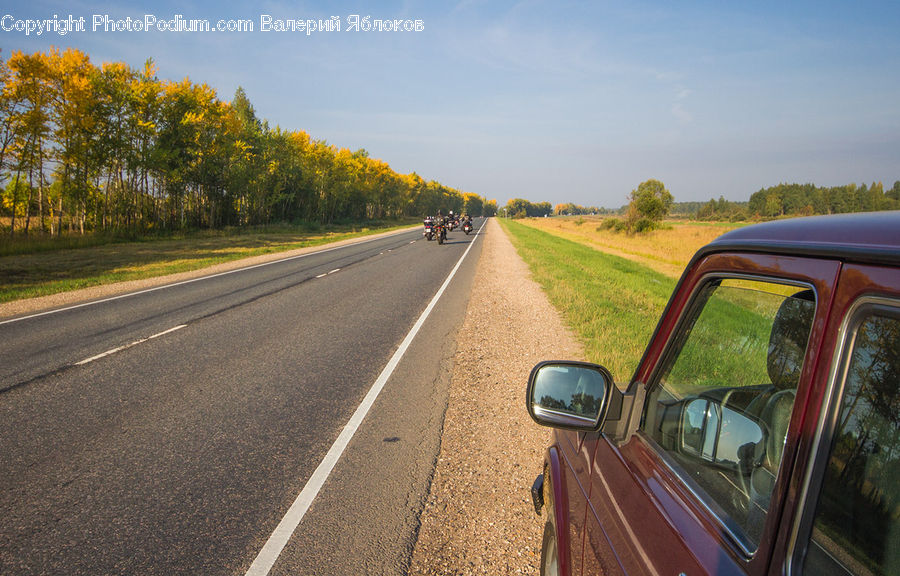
[553,202,614,216]
[697,182,900,221]
[501,199,615,217]
[502,198,553,218]
[505,180,900,225]
[0,48,494,238]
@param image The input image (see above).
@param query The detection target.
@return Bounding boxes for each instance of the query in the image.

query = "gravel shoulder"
[409,218,585,575]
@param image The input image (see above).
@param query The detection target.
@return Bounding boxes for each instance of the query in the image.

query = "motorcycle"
[462,219,472,235]
[434,219,447,244]
[423,217,434,241]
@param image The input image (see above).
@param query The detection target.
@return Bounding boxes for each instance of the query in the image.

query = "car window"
[641,278,815,552]
[802,306,900,576]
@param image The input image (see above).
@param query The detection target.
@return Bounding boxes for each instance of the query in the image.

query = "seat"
[744,289,815,542]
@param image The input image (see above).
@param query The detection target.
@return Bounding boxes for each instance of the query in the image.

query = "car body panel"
[533,212,900,576]
[546,444,575,576]
[559,430,587,574]
[574,254,840,576]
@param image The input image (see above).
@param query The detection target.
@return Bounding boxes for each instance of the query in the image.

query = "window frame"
[787,296,900,576]
[640,271,818,558]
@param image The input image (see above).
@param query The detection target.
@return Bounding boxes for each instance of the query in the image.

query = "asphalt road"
[0,219,486,575]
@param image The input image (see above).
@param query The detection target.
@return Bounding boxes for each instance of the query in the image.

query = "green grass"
[501,219,805,396]
[499,218,677,381]
[0,220,418,304]
[663,283,777,395]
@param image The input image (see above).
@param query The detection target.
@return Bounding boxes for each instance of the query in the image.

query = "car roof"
[701,211,900,266]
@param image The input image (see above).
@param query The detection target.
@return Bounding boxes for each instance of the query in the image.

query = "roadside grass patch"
[519,216,740,278]
[500,219,676,383]
[0,220,418,304]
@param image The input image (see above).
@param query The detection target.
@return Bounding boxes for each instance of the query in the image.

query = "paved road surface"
[0,219,486,575]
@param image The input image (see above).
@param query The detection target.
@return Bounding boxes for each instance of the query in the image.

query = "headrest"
[767,289,815,390]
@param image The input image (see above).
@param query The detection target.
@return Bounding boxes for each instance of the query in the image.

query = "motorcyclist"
[434,210,448,241]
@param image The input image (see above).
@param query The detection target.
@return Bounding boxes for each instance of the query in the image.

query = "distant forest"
[680,181,900,221]
[0,48,495,239]
[504,181,900,222]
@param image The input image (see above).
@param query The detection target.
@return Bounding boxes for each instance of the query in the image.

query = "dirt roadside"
[408,218,585,575]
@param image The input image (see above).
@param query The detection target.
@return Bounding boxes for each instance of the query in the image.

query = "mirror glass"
[681,398,764,465]
[530,363,609,428]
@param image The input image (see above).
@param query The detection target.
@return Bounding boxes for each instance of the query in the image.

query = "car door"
[582,252,840,575]
[779,263,900,576]
[554,427,595,574]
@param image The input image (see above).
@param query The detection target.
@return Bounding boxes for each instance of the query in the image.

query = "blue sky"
[3,0,899,208]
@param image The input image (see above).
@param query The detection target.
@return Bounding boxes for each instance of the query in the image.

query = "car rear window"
[803,304,900,576]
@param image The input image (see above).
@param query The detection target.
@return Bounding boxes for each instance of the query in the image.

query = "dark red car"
[527,212,900,576]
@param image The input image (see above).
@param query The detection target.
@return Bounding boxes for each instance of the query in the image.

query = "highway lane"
[0,219,486,575]
[1,227,428,390]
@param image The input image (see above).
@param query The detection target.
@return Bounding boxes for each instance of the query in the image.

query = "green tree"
[228,86,265,225]
[2,175,29,225]
[6,50,55,236]
[889,181,900,202]
[47,48,101,235]
[0,49,488,237]
[0,52,27,234]
[625,178,673,232]
[532,201,553,217]
[462,192,483,217]
[0,52,24,192]
[505,198,532,218]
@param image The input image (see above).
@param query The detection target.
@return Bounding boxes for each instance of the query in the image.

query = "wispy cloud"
[671,84,693,124]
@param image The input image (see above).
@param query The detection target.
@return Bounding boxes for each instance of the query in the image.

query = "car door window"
[801,305,900,576]
[642,278,815,552]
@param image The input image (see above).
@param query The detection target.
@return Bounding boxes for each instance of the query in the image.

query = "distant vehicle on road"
[527,212,900,576]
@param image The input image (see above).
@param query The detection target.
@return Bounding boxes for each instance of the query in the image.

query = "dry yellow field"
[517,216,742,278]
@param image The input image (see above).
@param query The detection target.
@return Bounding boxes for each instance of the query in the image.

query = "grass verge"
[0,220,418,304]
[517,216,739,278]
[499,218,676,382]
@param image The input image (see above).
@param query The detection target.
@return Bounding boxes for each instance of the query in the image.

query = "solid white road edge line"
[75,325,187,366]
[244,219,486,576]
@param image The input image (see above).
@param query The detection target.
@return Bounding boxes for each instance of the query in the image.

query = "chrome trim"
[532,405,600,429]
[785,296,900,576]
[641,431,760,557]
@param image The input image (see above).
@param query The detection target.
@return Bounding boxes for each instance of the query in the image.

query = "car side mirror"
[526,361,613,431]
